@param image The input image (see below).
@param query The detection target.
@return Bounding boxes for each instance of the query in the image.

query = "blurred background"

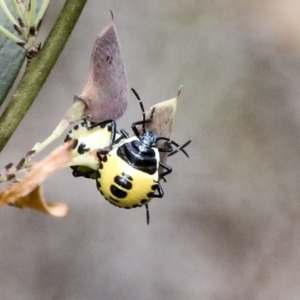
[1,0,300,299]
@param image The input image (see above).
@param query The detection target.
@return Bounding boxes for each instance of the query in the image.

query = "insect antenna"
[156,137,191,158]
[131,88,146,133]
[168,140,191,157]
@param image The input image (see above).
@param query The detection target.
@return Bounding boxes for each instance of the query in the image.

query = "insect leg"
[157,137,191,158]
[157,140,173,153]
[145,204,150,225]
[144,184,164,225]
[168,140,191,158]
[150,183,164,198]
[159,162,173,182]
[120,129,130,139]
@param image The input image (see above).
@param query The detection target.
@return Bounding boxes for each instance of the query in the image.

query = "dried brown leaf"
[78,17,129,122]
[142,88,180,164]
[0,141,74,217]
[11,186,68,218]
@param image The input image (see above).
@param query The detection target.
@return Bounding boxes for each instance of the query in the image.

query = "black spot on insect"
[147,192,154,198]
[114,175,132,190]
[72,166,93,178]
[107,125,112,132]
[151,184,157,191]
[141,199,148,204]
[99,123,107,129]
[110,185,127,198]
[72,139,78,149]
[73,124,79,130]
[121,172,133,181]
[124,207,131,209]
[64,135,71,142]
[78,143,89,155]
[99,162,103,169]
[102,155,108,162]
[97,170,101,178]
[132,204,140,208]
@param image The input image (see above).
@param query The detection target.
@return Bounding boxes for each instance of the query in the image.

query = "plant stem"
[0,0,87,152]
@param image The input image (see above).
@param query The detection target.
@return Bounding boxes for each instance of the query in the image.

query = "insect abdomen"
[96,151,158,208]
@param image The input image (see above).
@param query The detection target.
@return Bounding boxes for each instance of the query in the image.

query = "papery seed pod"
[142,87,181,165]
[76,15,129,122]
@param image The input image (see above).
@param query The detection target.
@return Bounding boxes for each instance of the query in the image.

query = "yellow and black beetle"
[96,89,191,224]
[64,120,121,179]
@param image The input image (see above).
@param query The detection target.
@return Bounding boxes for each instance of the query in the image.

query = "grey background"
[1,0,300,299]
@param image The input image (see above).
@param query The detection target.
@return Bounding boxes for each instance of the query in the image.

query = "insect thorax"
[116,138,158,175]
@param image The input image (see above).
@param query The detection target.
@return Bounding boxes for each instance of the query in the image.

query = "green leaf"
[0,0,49,107]
[0,4,26,107]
